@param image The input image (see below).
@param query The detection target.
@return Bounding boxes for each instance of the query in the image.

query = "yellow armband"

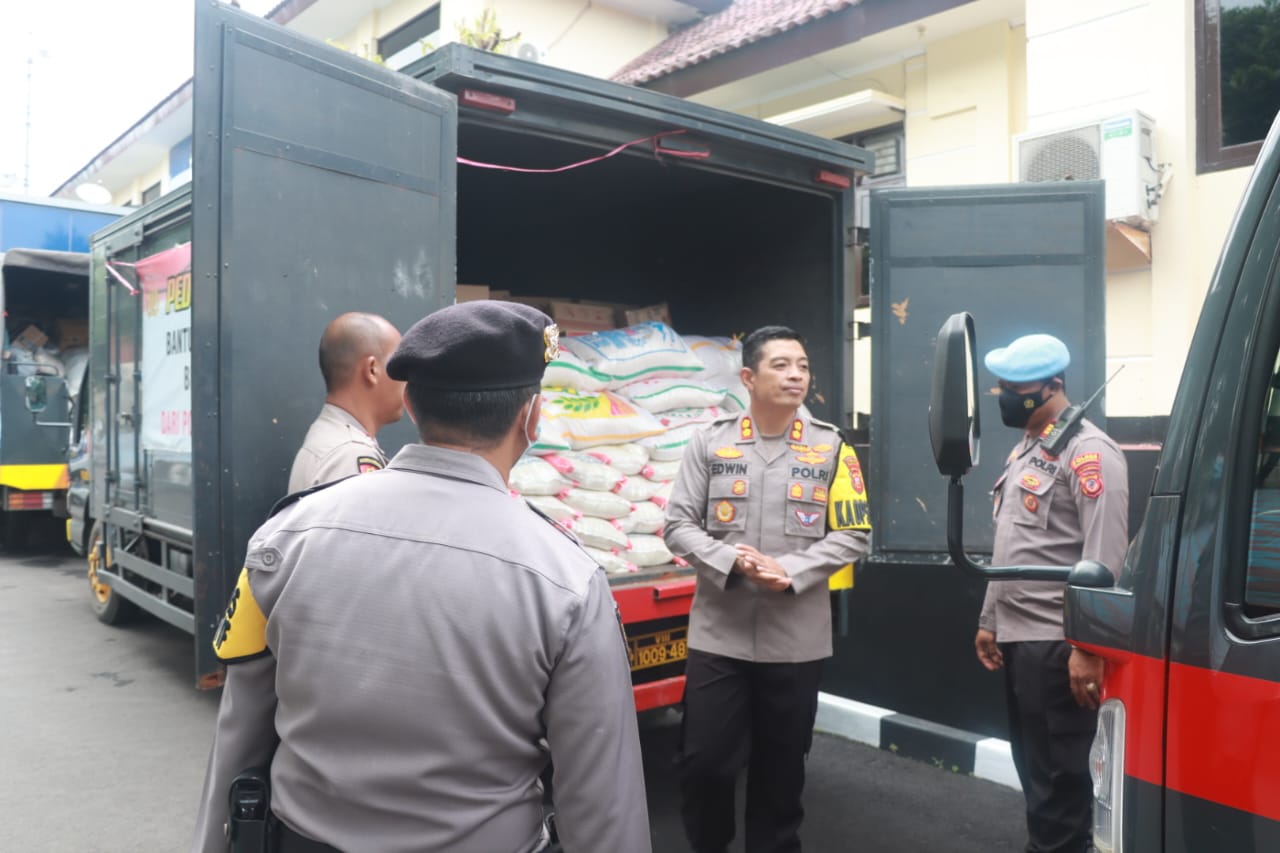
[828,443,871,591]
[212,567,269,663]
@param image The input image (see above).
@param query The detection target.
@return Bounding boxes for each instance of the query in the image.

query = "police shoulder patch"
[356,455,384,473]
[212,567,270,664]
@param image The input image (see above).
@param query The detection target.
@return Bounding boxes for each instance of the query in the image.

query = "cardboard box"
[504,295,556,313]
[551,300,615,333]
[57,319,89,349]
[490,289,511,300]
[12,325,48,351]
[455,284,489,303]
[624,302,672,327]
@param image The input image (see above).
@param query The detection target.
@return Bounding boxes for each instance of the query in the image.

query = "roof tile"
[611,0,860,86]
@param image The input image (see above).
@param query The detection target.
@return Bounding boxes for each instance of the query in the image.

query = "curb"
[814,692,1021,791]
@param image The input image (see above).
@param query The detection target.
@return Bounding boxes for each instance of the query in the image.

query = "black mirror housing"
[929,312,981,477]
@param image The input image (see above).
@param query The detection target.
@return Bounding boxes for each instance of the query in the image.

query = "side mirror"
[24,375,48,414]
[931,313,1072,583]
[929,312,980,477]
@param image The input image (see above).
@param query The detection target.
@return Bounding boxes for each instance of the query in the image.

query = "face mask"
[519,393,542,459]
[998,384,1048,428]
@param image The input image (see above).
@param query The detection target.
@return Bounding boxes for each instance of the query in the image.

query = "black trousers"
[1001,640,1098,853]
[679,649,824,853]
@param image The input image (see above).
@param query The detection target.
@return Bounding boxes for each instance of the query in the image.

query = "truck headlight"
[1089,698,1126,853]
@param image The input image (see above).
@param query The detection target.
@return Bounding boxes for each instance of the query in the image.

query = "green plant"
[456,8,520,54]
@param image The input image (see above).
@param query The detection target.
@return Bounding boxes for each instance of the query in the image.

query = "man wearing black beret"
[193,300,651,853]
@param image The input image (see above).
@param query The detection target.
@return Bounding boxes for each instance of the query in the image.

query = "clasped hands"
[733,544,792,592]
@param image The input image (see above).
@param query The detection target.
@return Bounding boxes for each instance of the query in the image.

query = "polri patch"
[1080,475,1104,499]
[1020,473,1042,490]
[812,486,828,503]
[1024,494,1039,513]
[714,500,736,523]
[715,446,744,459]
[732,479,747,496]
[795,510,821,528]
[357,455,384,473]
[789,483,805,500]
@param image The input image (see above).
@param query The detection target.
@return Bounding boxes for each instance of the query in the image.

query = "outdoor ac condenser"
[1014,110,1160,227]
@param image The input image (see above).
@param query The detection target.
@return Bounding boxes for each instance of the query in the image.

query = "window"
[842,125,905,307]
[141,182,161,205]
[1245,357,1280,615]
[1195,0,1280,173]
[378,6,441,71]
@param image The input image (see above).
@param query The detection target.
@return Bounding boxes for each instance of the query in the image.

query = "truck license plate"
[628,627,688,671]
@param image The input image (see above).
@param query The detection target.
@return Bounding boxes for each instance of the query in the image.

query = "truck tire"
[87,521,139,625]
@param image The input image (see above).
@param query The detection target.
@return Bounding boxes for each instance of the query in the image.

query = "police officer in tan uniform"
[193,301,650,853]
[287,312,404,492]
[665,325,871,853]
[974,333,1128,853]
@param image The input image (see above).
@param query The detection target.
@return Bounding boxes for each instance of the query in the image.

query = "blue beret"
[387,300,559,390]
[984,333,1070,382]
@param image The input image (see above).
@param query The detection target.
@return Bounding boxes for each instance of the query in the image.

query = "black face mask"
[998,384,1048,428]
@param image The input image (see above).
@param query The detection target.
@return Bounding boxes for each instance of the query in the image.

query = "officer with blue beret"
[974,332,1128,853]
[193,300,651,853]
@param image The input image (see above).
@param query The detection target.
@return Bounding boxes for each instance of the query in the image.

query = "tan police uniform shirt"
[286,403,386,492]
[664,411,871,663]
[978,418,1129,642]
[192,444,651,853]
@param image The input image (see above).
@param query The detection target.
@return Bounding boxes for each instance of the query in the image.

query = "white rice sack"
[628,534,674,567]
[640,423,707,462]
[656,406,723,429]
[543,451,626,492]
[619,376,726,413]
[643,459,682,482]
[542,349,609,392]
[613,512,638,534]
[650,482,674,508]
[560,487,633,520]
[564,516,628,550]
[528,409,573,456]
[542,388,665,450]
[628,501,666,535]
[523,494,581,523]
[616,476,663,503]
[560,322,703,384]
[583,546,636,574]
[684,336,748,411]
[510,457,572,496]
[684,334,741,370]
[584,444,650,476]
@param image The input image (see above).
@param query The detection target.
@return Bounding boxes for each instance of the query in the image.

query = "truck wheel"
[87,522,138,625]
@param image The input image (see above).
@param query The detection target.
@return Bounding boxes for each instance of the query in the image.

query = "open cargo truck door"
[96,0,456,686]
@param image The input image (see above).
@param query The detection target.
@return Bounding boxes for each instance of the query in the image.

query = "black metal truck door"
[191,0,457,685]
[868,182,1106,560]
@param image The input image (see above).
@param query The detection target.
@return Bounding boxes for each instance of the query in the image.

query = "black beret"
[386,300,559,390]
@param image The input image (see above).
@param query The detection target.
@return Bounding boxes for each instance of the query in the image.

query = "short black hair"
[405,382,540,445]
[742,325,806,371]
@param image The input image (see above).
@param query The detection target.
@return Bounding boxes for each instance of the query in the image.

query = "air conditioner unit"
[1014,110,1160,226]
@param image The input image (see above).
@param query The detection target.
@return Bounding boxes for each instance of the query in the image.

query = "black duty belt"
[274,817,343,853]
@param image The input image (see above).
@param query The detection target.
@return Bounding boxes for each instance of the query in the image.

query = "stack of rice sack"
[508,322,745,573]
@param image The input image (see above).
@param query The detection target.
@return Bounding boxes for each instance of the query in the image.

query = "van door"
[190,1,457,683]
[1162,153,1280,850]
